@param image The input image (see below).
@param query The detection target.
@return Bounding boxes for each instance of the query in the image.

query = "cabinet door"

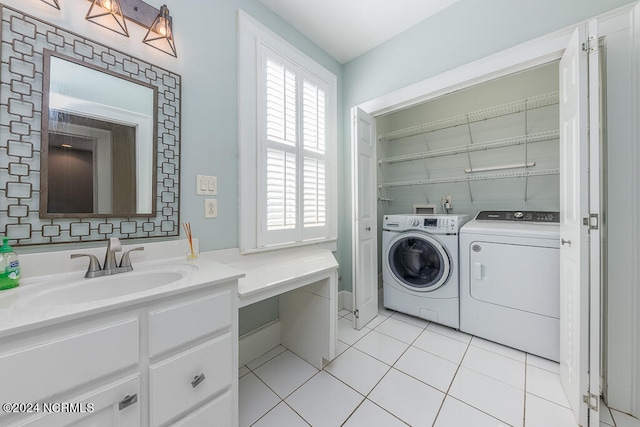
[16,375,140,427]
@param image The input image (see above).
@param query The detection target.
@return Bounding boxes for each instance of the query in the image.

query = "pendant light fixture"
[142,5,176,57]
[85,0,129,37]
[40,0,61,9]
[81,0,177,57]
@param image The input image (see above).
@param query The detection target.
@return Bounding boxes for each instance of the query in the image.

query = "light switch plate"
[204,199,217,218]
[197,175,217,195]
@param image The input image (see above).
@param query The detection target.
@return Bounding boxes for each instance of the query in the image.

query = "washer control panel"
[475,210,560,223]
[382,214,469,234]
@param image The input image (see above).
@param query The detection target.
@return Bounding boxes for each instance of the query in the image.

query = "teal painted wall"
[4,0,341,335]
[337,0,638,293]
[9,0,636,331]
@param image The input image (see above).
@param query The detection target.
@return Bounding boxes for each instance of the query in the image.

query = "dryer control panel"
[475,210,560,223]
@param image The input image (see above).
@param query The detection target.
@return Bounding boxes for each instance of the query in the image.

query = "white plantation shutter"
[238,12,336,251]
[259,51,330,246]
[266,148,296,230]
[266,59,297,146]
[302,80,326,153]
[302,80,327,233]
[303,157,326,227]
[265,58,297,233]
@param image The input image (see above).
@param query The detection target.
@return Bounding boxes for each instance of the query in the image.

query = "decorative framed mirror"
[0,5,181,245]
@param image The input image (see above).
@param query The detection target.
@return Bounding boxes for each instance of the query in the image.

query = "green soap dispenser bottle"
[0,237,20,290]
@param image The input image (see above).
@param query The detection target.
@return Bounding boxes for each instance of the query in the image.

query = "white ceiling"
[258,0,460,64]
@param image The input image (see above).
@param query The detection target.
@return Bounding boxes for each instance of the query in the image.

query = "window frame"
[238,11,337,253]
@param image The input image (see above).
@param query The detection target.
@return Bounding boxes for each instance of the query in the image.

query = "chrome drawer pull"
[561,239,572,246]
[191,373,206,388]
[119,394,138,411]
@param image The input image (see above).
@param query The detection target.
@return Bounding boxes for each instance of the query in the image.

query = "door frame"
[350,20,574,325]
[357,28,572,117]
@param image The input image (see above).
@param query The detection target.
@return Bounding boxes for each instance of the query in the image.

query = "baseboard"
[339,285,384,312]
[238,320,281,367]
[339,290,352,311]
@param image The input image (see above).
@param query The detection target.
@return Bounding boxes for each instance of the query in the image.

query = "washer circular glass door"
[386,232,451,291]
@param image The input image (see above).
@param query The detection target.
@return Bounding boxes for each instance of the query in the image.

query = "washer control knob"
[513,211,524,220]
[410,218,420,227]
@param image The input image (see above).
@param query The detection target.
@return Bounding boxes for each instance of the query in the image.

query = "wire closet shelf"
[377,90,560,190]
[378,91,559,142]
[379,130,559,165]
[378,168,560,189]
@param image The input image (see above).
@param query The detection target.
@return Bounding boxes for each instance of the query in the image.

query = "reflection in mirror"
[41,52,157,217]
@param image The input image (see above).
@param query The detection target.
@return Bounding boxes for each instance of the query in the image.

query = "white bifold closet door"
[351,107,378,330]
[559,19,601,427]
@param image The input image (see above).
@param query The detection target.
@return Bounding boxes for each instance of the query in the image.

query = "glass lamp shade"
[143,5,177,57]
[86,0,129,37]
[41,0,60,9]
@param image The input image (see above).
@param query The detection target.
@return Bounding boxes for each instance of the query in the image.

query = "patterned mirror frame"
[0,5,181,246]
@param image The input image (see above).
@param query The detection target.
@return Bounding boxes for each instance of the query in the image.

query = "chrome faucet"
[103,237,121,272]
[71,238,144,278]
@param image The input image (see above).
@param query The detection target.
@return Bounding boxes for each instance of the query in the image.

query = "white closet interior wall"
[376,61,560,218]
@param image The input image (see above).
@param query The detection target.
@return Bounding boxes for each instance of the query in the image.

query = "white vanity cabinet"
[0,278,238,427]
[147,290,235,426]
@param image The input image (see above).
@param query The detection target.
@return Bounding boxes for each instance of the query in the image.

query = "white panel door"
[559,22,600,427]
[586,18,602,427]
[351,107,378,330]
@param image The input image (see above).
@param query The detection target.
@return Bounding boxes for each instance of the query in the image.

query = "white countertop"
[0,255,244,339]
[0,240,338,338]
[203,246,339,306]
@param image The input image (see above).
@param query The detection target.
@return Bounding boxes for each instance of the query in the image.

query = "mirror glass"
[42,54,157,217]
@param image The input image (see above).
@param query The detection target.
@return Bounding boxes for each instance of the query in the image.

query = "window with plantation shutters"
[238,11,337,251]
[264,58,297,233]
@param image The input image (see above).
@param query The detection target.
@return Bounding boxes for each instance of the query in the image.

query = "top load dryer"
[459,211,560,361]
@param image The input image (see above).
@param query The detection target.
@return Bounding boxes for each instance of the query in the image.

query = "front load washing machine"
[382,214,469,329]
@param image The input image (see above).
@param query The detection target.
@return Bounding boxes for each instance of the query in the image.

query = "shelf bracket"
[524,97,530,202]
[465,115,474,203]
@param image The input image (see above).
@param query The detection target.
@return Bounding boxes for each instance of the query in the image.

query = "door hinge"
[589,214,599,230]
[582,36,597,52]
[583,393,599,412]
[353,309,359,319]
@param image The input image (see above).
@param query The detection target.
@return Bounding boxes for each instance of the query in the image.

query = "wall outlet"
[197,175,217,195]
[204,199,217,218]
[442,195,452,209]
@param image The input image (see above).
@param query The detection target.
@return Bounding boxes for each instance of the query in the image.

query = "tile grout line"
[331,317,400,424]
[523,353,528,427]
[244,348,321,426]
[429,334,473,426]
[333,311,427,425]
[248,367,321,426]
[245,310,572,427]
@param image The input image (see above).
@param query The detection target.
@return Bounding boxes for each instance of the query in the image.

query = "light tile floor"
[239,305,640,427]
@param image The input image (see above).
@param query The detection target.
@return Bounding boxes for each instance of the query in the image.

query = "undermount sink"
[18,264,198,308]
